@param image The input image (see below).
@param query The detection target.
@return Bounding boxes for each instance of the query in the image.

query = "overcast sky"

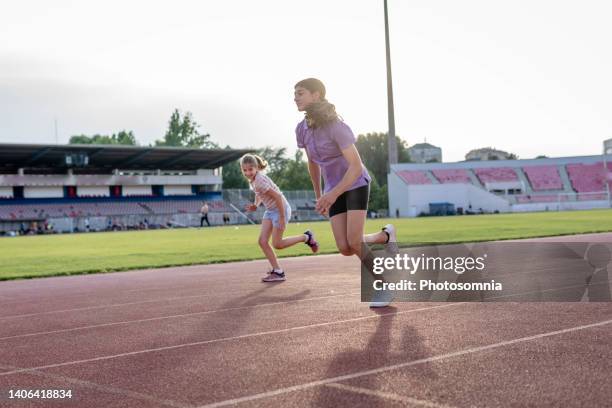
[1,0,610,162]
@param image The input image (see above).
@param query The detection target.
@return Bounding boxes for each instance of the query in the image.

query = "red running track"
[0,234,611,407]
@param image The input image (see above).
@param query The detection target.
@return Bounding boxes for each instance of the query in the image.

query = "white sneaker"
[369,289,394,308]
[382,224,397,243]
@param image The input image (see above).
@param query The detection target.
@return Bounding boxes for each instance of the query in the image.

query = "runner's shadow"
[203,282,310,337]
[315,308,437,407]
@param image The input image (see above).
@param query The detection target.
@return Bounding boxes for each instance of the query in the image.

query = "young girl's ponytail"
[240,154,268,170]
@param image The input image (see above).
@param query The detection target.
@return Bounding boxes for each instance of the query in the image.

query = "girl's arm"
[316,144,362,214]
[245,195,261,212]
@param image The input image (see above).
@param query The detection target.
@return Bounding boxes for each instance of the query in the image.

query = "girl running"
[241,153,319,282]
[293,78,397,307]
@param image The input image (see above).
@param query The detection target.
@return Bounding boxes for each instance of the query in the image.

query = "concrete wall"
[164,185,194,196]
[24,186,63,199]
[123,186,152,196]
[0,187,12,198]
[78,186,110,197]
[389,175,511,217]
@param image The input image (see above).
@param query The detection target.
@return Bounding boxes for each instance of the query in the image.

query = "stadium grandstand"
[0,143,325,236]
[0,143,257,235]
[389,154,612,217]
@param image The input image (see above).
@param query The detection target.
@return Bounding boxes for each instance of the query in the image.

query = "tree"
[367,171,389,212]
[257,146,289,176]
[507,153,519,160]
[155,109,217,148]
[222,159,249,189]
[271,150,312,190]
[114,130,137,145]
[355,132,410,186]
[69,130,137,145]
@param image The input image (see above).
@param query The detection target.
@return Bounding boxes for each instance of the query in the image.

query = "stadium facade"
[389,154,612,217]
[0,143,251,234]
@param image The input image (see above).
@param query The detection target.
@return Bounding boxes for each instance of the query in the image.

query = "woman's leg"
[346,209,393,307]
[363,229,388,244]
[329,212,353,256]
[346,210,368,258]
[258,219,280,270]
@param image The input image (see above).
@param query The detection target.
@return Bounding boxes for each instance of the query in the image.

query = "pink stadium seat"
[0,199,229,220]
[522,166,562,191]
[566,162,612,193]
[474,167,518,184]
[431,169,471,184]
[396,170,432,185]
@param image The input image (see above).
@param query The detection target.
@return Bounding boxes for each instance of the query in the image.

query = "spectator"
[200,201,211,227]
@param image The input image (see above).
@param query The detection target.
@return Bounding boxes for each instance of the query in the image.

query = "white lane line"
[0,292,360,341]
[0,363,193,408]
[0,287,358,321]
[195,318,612,408]
[486,281,612,301]
[325,382,457,408]
[0,304,459,377]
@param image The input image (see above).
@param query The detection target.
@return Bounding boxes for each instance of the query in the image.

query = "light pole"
[604,139,612,205]
[384,0,398,170]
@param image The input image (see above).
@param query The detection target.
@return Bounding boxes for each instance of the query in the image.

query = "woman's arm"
[306,154,322,200]
[329,144,363,198]
[315,144,363,214]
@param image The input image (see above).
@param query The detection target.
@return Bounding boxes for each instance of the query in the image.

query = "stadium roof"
[0,143,252,174]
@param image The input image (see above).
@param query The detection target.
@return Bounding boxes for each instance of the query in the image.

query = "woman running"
[294,78,396,307]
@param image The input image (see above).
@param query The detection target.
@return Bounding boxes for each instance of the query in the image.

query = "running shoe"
[369,289,394,308]
[382,224,397,243]
[262,270,286,282]
[304,230,319,253]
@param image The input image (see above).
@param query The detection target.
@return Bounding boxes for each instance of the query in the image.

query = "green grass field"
[1,209,612,280]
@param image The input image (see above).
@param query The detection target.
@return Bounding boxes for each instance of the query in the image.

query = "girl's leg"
[329,212,353,256]
[258,219,280,270]
[271,228,307,250]
[270,204,310,250]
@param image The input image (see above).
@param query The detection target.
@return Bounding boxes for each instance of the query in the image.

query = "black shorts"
[329,184,369,217]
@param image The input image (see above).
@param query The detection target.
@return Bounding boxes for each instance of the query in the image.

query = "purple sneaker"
[304,230,319,253]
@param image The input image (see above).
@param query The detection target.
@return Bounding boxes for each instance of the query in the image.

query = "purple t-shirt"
[296,119,370,194]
